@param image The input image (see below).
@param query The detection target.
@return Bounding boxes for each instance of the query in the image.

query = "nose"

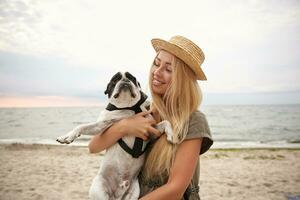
[153,65,163,77]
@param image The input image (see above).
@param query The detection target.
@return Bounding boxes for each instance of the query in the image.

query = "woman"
[89,35,214,200]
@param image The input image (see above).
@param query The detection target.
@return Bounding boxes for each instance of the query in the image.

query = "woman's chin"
[152,86,165,95]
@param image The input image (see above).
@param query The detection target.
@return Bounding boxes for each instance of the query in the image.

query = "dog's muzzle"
[114,82,136,98]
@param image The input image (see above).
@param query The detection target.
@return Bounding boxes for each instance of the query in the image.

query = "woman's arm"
[88,111,161,153]
[139,138,203,200]
[88,119,127,153]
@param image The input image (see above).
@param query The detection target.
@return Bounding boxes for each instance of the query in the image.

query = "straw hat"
[151,35,207,80]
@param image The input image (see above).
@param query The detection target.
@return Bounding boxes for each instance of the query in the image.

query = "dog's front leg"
[156,120,179,144]
[56,120,114,144]
[56,110,134,144]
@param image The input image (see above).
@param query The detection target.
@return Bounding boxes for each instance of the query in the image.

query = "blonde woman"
[89,35,214,200]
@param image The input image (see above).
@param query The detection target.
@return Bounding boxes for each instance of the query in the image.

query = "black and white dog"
[56,72,175,200]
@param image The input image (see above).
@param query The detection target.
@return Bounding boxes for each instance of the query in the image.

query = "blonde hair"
[141,51,203,181]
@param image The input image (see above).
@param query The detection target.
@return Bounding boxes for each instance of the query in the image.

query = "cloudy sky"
[0,0,299,107]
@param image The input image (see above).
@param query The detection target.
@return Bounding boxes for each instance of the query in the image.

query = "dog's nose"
[123,83,131,87]
[120,82,131,88]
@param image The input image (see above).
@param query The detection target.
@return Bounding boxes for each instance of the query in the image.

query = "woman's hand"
[89,110,162,153]
[119,111,162,140]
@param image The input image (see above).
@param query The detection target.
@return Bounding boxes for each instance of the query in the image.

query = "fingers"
[135,111,156,124]
[136,110,152,117]
[136,131,149,141]
[147,126,161,137]
[141,132,149,141]
[147,118,157,125]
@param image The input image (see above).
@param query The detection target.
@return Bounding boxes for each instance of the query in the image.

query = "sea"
[0,104,300,149]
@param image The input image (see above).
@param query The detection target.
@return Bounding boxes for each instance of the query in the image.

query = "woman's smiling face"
[151,50,174,95]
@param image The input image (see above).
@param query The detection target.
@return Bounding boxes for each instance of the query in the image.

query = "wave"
[1,138,299,149]
[0,135,92,147]
[287,139,300,144]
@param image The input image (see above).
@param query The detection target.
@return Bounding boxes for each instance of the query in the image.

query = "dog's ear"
[104,81,116,98]
[104,82,108,95]
[105,72,122,97]
[104,84,109,95]
[111,72,122,82]
[125,72,140,87]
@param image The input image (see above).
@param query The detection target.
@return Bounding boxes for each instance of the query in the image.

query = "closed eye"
[166,68,172,73]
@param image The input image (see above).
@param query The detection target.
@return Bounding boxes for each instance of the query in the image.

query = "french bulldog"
[56,71,176,200]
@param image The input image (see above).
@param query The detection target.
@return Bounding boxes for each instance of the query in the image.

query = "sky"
[0,0,299,107]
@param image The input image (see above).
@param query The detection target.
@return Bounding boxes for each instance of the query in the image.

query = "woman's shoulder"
[191,110,205,116]
[187,109,210,135]
[189,110,207,124]
[186,109,214,155]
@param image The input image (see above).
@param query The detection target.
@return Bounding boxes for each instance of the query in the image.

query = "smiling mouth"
[152,79,165,86]
[114,84,136,98]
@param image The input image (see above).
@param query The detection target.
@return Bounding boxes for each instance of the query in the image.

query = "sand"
[0,144,299,200]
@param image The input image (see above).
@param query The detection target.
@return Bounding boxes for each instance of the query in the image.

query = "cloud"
[2,0,299,67]
[0,0,299,106]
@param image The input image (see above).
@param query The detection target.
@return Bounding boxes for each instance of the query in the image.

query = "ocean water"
[0,105,299,149]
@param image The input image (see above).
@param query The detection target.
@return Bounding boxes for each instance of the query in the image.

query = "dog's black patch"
[125,72,140,87]
[104,72,122,98]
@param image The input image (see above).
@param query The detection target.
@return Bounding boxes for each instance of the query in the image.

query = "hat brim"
[151,38,207,80]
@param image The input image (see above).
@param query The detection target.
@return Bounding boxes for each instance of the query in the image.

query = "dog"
[56,71,176,200]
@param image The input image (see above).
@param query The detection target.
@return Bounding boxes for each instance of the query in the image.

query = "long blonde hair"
[142,51,203,181]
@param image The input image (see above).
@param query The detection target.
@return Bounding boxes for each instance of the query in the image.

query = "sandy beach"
[0,144,299,200]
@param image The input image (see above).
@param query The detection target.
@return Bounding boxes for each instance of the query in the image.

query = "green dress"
[138,110,214,200]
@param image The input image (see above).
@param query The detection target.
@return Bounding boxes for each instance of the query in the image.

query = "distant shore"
[0,144,299,200]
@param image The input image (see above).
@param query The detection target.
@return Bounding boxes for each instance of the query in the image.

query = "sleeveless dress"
[138,110,214,200]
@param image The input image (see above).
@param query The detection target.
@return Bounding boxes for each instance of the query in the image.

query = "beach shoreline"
[0,144,299,200]
[1,138,300,150]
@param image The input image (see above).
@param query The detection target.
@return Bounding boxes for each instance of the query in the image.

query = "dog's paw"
[167,134,180,144]
[164,121,178,144]
[166,133,177,144]
[56,135,70,144]
[166,134,173,143]
[56,130,80,144]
